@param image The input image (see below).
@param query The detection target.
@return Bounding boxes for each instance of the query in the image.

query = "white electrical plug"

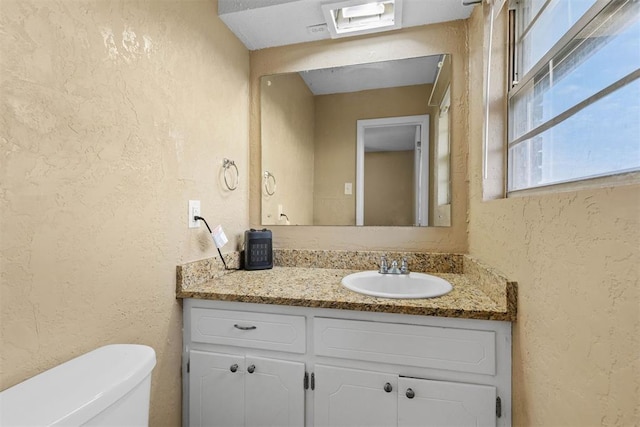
[211,225,228,248]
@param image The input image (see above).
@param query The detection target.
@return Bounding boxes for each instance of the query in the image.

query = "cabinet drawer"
[191,308,306,353]
[314,318,496,375]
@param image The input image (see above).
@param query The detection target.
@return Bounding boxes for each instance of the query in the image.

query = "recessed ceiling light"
[322,0,403,39]
[342,3,385,18]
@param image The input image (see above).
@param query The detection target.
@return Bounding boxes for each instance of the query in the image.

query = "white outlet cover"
[188,200,201,228]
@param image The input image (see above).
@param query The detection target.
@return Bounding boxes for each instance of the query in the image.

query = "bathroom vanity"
[177,250,517,427]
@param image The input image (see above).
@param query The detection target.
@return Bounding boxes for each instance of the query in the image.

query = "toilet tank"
[0,344,156,426]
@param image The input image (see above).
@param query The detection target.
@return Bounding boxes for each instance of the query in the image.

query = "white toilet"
[0,344,156,426]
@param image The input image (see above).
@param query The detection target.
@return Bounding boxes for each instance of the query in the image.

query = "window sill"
[506,170,640,198]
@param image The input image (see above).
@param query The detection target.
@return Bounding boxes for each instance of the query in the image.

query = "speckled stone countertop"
[176,250,517,322]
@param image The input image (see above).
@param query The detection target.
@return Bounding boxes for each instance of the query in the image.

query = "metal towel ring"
[223,158,239,191]
[263,171,276,196]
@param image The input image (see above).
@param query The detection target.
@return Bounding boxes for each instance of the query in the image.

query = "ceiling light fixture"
[342,3,385,18]
[322,0,403,39]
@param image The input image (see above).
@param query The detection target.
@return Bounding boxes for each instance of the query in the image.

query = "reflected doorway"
[356,115,429,226]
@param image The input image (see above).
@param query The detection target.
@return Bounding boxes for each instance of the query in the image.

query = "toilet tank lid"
[0,344,156,426]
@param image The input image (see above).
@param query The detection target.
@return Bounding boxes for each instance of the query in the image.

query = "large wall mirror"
[260,54,452,227]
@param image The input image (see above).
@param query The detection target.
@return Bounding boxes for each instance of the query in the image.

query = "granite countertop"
[176,250,517,322]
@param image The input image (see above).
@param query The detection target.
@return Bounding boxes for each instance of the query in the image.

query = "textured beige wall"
[0,0,249,424]
[467,6,640,426]
[250,21,469,252]
[260,73,315,225]
[364,151,414,226]
[313,84,432,225]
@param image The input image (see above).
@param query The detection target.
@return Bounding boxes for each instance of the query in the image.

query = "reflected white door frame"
[356,115,429,226]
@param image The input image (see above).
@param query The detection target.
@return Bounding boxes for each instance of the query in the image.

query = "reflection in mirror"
[357,115,429,226]
[260,54,452,227]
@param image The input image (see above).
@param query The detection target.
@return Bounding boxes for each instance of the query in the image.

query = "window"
[507,0,640,192]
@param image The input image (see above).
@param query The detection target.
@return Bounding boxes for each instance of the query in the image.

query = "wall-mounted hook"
[263,170,276,196]
[223,158,239,191]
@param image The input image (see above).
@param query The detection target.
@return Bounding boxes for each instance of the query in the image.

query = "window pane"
[519,0,597,76]
[510,1,640,141]
[520,0,549,30]
[508,78,640,191]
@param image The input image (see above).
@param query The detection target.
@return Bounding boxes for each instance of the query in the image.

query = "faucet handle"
[379,256,389,274]
[400,257,410,274]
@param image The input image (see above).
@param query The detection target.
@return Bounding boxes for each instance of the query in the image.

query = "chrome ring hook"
[223,158,239,191]
[263,171,276,196]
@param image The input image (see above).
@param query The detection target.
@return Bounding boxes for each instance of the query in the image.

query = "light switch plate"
[188,200,200,228]
[344,182,353,195]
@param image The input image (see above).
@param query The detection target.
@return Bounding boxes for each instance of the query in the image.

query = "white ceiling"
[218,0,475,51]
[298,55,442,95]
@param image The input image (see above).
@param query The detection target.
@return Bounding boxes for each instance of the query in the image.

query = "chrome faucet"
[379,256,389,274]
[389,260,401,274]
[378,256,410,275]
[400,257,409,274]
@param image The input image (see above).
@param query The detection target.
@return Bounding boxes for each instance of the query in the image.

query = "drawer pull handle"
[406,388,415,399]
[247,364,256,374]
[230,364,238,373]
[234,324,257,330]
[384,383,393,393]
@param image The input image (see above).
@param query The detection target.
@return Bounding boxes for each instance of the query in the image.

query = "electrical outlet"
[278,204,283,216]
[188,200,200,228]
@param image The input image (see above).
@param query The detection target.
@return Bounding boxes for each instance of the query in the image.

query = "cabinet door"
[398,377,496,427]
[189,350,245,427]
[245,356,305,427]
[314,365,397,427]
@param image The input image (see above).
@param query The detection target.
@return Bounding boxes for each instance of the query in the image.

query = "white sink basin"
[341,271,453,299]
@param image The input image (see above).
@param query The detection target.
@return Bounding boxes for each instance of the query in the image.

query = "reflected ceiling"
[299,55,441,95]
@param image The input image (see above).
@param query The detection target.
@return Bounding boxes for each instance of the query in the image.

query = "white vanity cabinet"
[185,305,306,427]
[183,299,512,427]
[397,376,496,426]
[313,365,496,427]
[313,364,398,427]
[189,350,304,427]
[312,316,500,427]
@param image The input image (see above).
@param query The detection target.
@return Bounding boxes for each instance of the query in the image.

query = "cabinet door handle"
[247,364,256,374]
[384,382,393,393]
[405,388,415,399]
[230,364,238,373]
[234,324,257,330]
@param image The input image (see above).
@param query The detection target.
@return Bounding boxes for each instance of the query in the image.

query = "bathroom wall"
[250,21,469,252]
[364,151,414,226]
[0,0,249,424]
[467,6,640,426]
[260,73,315,225]
[313,84,433,225]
